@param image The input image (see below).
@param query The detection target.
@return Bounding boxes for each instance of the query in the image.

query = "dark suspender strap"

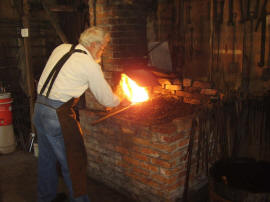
[40,45,76,96]
[40,45,87,97]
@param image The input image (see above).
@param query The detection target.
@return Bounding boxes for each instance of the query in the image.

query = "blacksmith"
[33,26,121,202]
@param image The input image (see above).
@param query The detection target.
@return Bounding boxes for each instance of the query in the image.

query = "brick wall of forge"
[80,109,206,201]
[89,0,149,85]
[82,1,220,201]
[80,74,221,200]
[80,75,220,201]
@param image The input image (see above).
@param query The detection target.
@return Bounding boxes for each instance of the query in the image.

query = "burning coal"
[118,73,149,103]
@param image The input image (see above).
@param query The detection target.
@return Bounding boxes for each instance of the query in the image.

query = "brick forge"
[80,109,198,202]
[79,1,219,201]
[79,76,219,201]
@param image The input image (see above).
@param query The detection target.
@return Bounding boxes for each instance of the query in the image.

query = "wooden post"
[41,0,68,43]
[22,0,35,133]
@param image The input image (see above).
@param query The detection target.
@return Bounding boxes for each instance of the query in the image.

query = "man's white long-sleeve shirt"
[37,44,120,107]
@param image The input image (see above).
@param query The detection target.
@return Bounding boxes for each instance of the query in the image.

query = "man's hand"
[105,107,113,111]
[105,99,130,112]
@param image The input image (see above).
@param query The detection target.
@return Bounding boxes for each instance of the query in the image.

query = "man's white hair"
[79,26,110,47]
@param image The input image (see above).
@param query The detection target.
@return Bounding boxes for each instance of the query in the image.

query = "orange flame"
[120,74,149,103]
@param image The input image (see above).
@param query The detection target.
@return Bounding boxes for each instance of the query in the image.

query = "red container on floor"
[0,93,12,126]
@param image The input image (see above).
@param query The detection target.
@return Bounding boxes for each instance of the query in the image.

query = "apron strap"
[40,45,87,97]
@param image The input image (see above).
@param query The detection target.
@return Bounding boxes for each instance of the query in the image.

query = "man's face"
[92,38,109,63]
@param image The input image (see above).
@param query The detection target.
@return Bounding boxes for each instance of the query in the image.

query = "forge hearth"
[94,96,199,126]
[79,96,205,201]
[80,111,194,201]
[80,71,219,201]
[82,1,220,200]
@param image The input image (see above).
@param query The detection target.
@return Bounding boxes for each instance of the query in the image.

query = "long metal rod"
[91,104,134,125]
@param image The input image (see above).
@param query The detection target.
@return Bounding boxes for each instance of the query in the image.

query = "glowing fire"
[120,74,149,103]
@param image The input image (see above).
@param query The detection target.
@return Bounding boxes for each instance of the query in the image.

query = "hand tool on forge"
[91,104,135,125]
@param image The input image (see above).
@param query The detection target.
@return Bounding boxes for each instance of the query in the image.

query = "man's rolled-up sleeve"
[87,63,120,107]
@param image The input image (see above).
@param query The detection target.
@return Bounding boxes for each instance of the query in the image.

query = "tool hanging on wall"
[239,0,245,23]
[214,0,225,72]
[249,0,259,21]
[241,20,248,93]
[179,0,185,71]
[227,0,234,26]
[262,15,270,81]
[229,13,238,73]
[254,0,261,19]
[242,0,256,93]
[219,0,225,24]
[257,12,266,67]
[246,0,251,20]
[93,0,97,26]
[246,11,255,87]
[209,0,220,80]
[212,0,218,73]
[255,0,268,31]
[267,15,270,68]
[186,0,194,61]
[189,27,194,59]
[171,0,179,73]
[186,2,191,25]
[255,0,268,68]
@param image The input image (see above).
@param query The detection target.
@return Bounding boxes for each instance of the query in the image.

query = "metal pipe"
[91,104,135,125]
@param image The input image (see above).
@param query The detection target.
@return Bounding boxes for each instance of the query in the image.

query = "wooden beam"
[22,0,35,133]
[41,0,68,43]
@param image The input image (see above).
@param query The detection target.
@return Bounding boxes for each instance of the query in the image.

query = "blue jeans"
[33,95,89,202]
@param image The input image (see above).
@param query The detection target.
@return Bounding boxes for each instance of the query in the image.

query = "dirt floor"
[0,149,135,202]
[0,149,209,202]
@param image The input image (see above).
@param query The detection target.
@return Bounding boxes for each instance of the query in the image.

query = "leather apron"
[39,45,88,197]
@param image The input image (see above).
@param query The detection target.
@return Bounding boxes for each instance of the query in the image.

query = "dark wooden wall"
[0,0,88,150]
[1,0,270,150]
[147,0,270,97]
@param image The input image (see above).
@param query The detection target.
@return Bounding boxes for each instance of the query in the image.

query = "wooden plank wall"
[0,0,61,150]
